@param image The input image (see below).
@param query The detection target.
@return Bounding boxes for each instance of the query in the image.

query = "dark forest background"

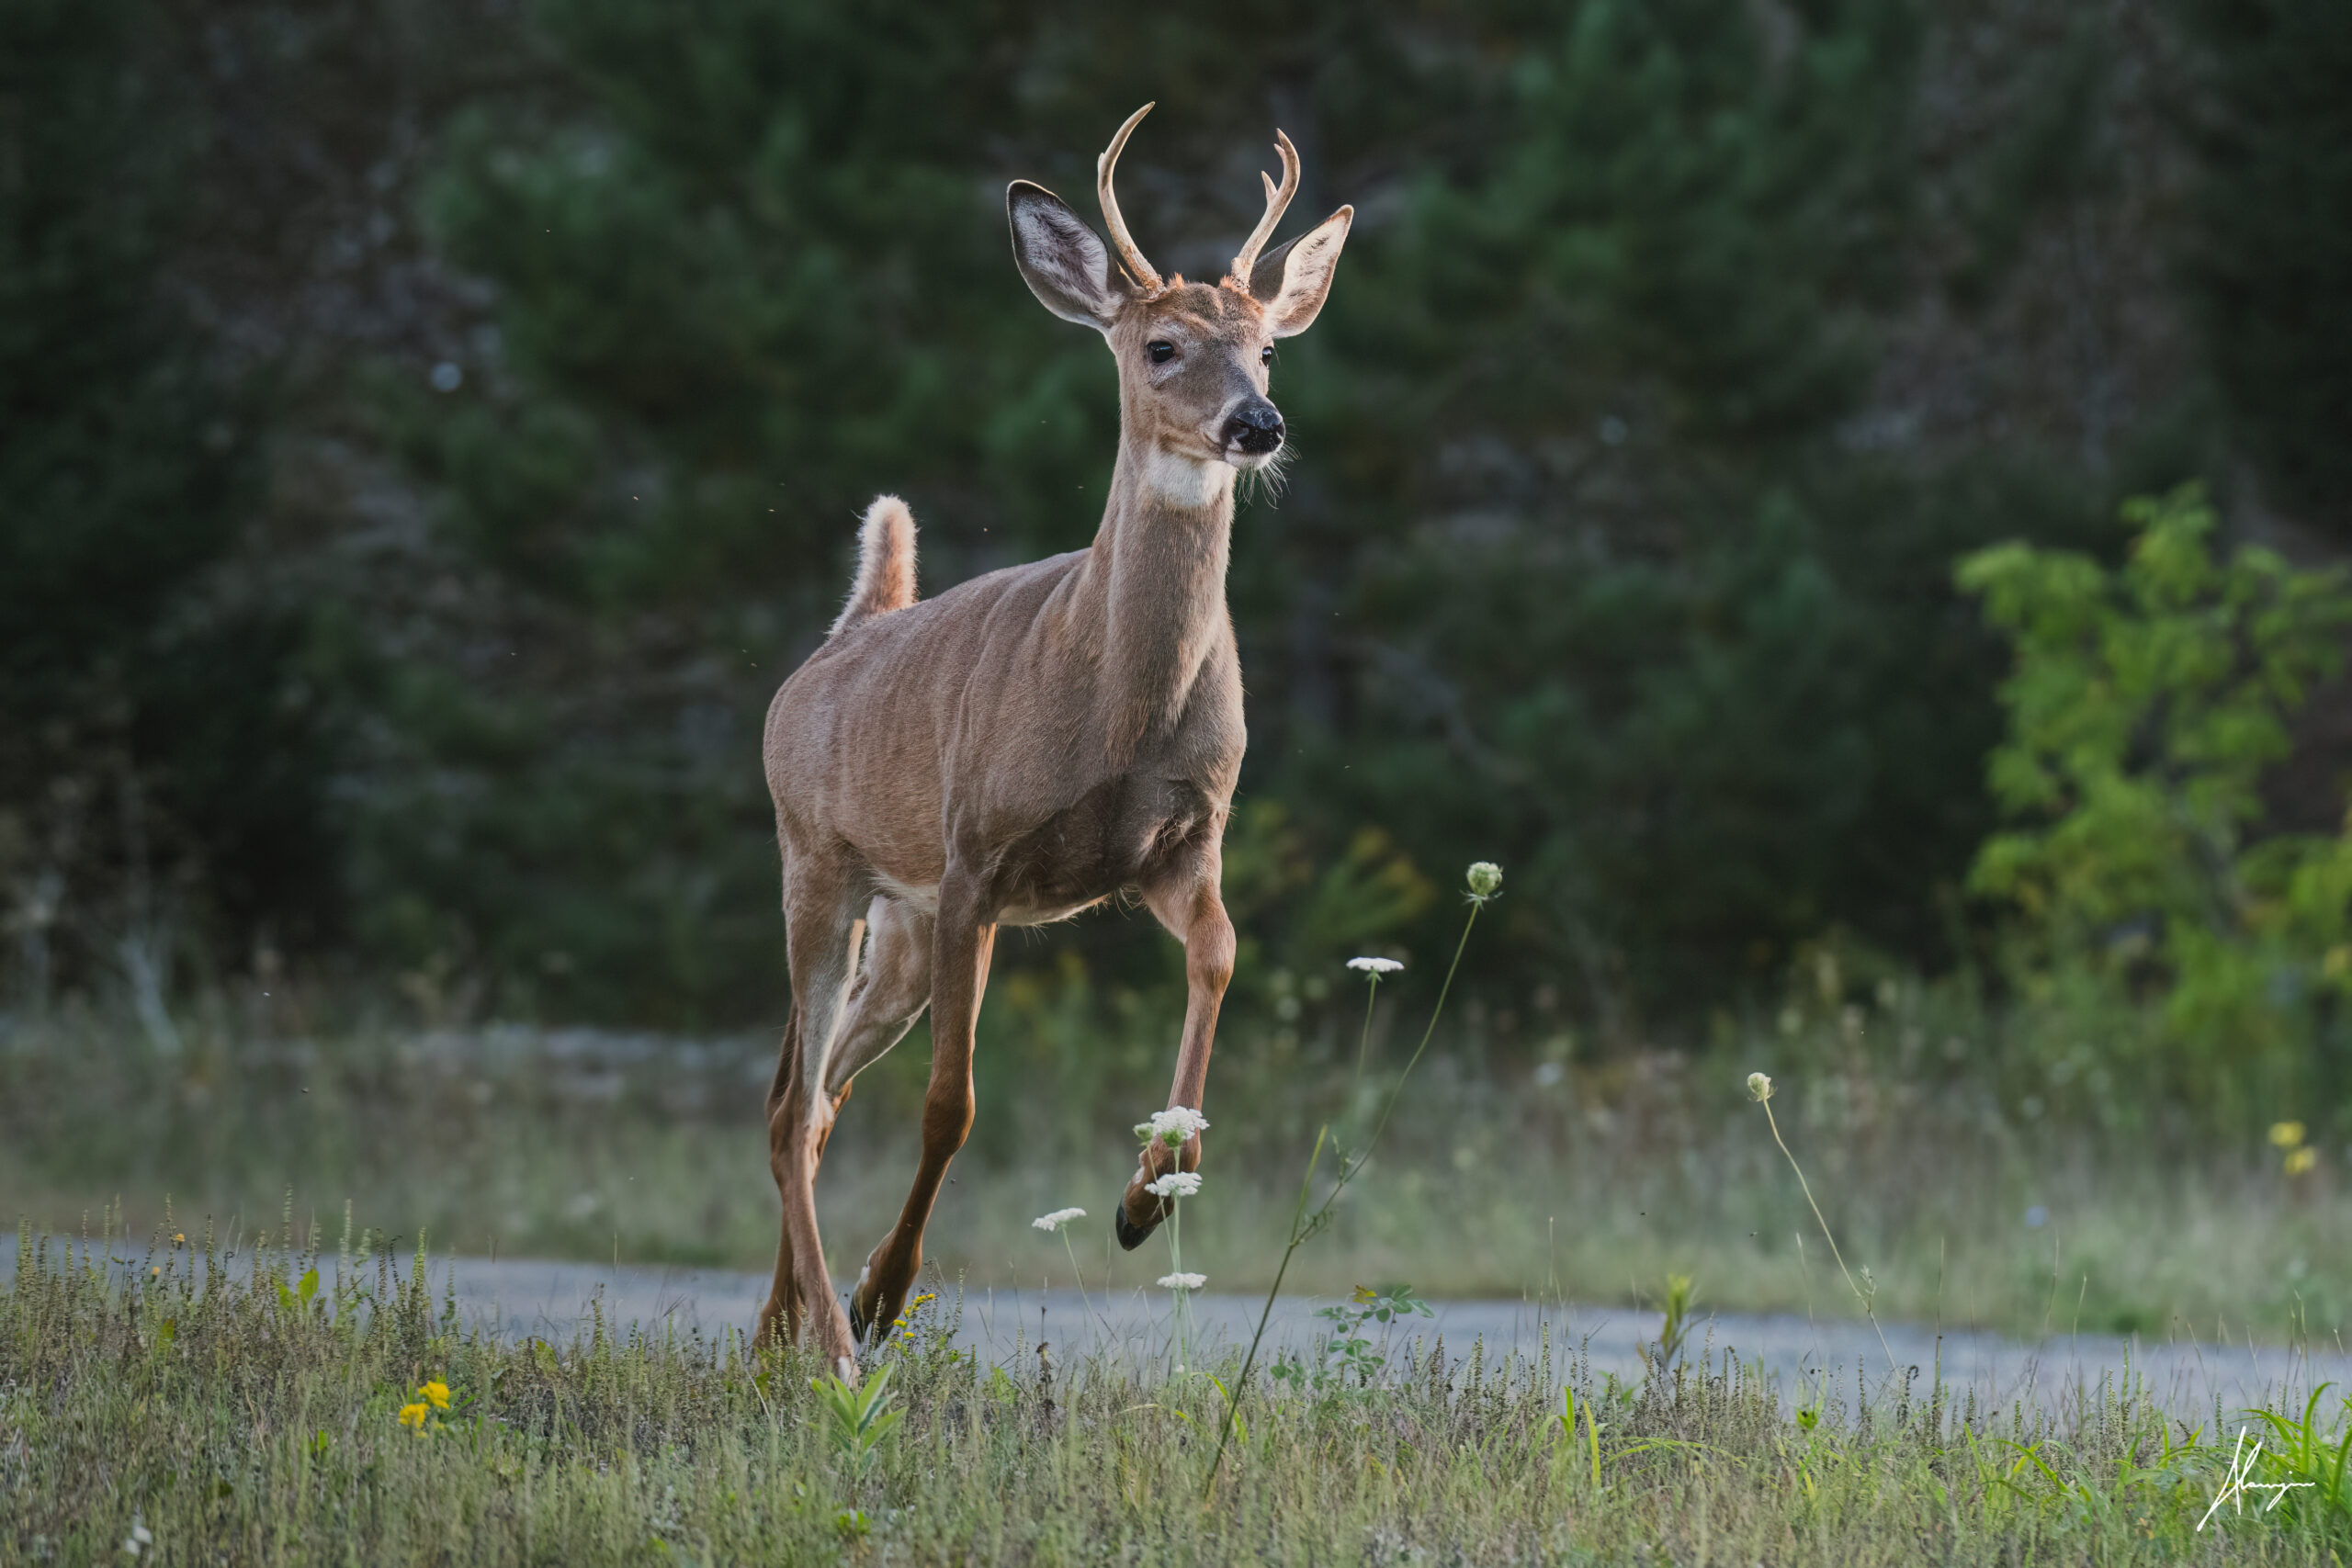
[6,0,2349,1055]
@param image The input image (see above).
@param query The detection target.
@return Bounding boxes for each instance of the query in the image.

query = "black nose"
[1222,400,1284,455]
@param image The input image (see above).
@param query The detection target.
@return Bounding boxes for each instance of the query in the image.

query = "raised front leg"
[1118,844,1237,1249]
[848,874,995,1342]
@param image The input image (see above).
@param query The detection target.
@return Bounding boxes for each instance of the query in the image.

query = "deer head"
[1006,104,1353,486]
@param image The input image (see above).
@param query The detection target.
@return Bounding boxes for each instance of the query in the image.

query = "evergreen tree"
[2184,0,2352,525]
[0,0,332,1002]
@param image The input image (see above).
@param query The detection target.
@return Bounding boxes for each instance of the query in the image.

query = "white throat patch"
[1141,446,1235,509]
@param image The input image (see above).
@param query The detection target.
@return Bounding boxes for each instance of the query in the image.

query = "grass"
[4,1216,2346,1564]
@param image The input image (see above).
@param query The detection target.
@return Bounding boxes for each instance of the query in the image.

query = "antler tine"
[1096,102,1164,296]
[1227,130,1301,285]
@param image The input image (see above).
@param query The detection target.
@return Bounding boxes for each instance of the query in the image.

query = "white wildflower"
[123,1522,153,1558]
[1466,861,1502,898]
[1346,956,1404,976]
[1747,1071,1773,1102]
[1145,1171,1203,1200]
[1031,1207,1086,1232]
[1158,1272,1206,1291]
[1134,1107,1210,1147]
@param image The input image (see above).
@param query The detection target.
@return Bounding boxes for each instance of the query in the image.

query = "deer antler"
[1227,130,1300,287]
[1097,103,1165,296]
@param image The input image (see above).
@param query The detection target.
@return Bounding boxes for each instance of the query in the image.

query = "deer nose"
[1222,400,1284,456]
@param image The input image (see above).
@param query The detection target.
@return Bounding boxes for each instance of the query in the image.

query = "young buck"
[757,104,1351,1362]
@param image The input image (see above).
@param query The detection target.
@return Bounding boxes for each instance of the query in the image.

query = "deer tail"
[830,494,919,635]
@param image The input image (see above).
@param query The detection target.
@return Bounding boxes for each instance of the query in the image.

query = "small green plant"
[1272,1283,1435,1391]
[1634,1273,1697,1378]
[812,1362,901,1486]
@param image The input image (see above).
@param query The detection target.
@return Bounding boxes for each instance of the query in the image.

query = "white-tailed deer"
[756,105,1351,1362]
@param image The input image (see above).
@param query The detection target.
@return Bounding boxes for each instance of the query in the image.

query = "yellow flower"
[397,1403,429,1431]
[2270,1121,2308,1150]
[422,1380,450,1410]
[2287,1147,2318,1178]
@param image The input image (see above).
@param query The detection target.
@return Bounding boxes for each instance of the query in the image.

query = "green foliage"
[2245,1385,2352,1538]
[1960,486,2352,1103]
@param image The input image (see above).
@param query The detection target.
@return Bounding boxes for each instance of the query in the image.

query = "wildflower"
[892,1292,938,1337]
[1465,861,1502,899]
[171,1233,185,1246]
[422,1380,450,1410]
[1747,1071,1773,1102]
[397,1402,429,1431]
[123,1521,153,1557]
[1032,1207,1086,1232]
[2271,1121,2307,1149]
[2287,1147,2318,1177]
[1146,1171,1203,1200]
[1159,1273,1206,1291]
[1134,1107,1210,1148]
[1347,956,1403,976]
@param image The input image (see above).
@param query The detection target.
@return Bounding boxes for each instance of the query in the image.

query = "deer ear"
[1008,182,1128,329]
[1249,205,1351,338]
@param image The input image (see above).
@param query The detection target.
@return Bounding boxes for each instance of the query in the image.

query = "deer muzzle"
[1221,398,1285,458]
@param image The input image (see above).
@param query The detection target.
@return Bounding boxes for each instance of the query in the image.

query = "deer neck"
[1077,434,1237,760]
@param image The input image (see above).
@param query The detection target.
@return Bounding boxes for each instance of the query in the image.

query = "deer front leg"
[848,880,995,1342]
[1118,861,1236,1249]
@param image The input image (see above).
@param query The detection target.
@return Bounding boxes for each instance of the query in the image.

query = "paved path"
[9,1242,2338,1419]
[446,1256,2344,1420]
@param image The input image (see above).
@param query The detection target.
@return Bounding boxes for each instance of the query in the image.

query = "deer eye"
[1148,341,1175,364]
[1261,346,1274,365]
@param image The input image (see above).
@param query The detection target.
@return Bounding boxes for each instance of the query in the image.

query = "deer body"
[758,107,1351,1363]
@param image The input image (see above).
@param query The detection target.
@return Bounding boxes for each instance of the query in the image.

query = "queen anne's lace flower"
[1145,1171,1203,1199]
[1158,1272,1206,1291]
[1347,955,1404,975]
[1134,1107,1210,1147]
[1031,1207,1086,1232]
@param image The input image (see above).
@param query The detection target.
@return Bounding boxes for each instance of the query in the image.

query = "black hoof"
[847,1293,871,1344]
[1114,1207,1155,1251]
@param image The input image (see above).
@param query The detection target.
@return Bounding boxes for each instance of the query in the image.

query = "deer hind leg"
[758,852,864,1364]
[821,897,934,1112]
[849,877,993,1342]
[1118,841,1237,1249]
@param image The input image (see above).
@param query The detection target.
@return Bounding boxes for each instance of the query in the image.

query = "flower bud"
[1747,1071,1773,1102]
[1466,861,1503,898]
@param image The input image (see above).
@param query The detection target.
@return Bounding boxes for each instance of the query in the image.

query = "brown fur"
[756,109,1351,1364]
